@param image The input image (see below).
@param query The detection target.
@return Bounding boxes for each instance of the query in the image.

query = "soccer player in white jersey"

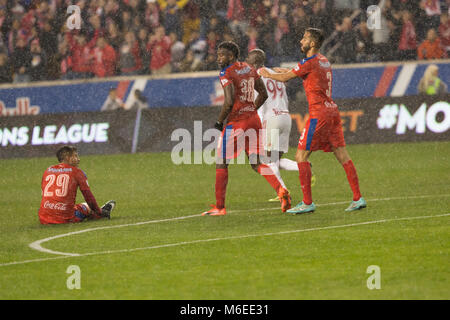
[246,49,302,201]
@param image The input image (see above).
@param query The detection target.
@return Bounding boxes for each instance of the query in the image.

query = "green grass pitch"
[0,141,449,299]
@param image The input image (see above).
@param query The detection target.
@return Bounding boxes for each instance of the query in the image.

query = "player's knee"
[295,150,309,163]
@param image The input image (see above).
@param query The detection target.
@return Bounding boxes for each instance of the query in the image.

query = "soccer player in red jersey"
[259,28,366,213]
[202,41,291,216]
[38,145,115,224]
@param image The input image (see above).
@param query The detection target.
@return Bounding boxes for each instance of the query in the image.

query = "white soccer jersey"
[256,67,290,122]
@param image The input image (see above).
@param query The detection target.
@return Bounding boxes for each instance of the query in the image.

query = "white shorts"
[262,113,292,153]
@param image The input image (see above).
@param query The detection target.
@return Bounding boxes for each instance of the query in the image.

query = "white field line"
[27,193,450,257]
[0,212,448,268]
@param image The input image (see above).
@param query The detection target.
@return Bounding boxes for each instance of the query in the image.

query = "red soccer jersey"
[219,61,260,122]
[291,53,337,117]
[39,163,92,223]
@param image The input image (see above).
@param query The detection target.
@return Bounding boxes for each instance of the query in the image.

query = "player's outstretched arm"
[81,188,102,216]
[273,67,291,73]
[259,68,297,83]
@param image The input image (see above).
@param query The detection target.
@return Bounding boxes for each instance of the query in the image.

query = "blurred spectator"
[245,27,259,53]
[418,64,447,95]
[420,0,442,30]
[106,20,124,52]
[201,53,218,71]
[144,0,161,29]
[147,26,172,75]
[438,12,450,55]
[398,10,417,61]
[206,29,219,56]
[334,17,358,63]
[67,32,95,79]
[227,0,248,37]
[29,39,47,81]
[92,36,117,78]
[119,31,142,75]
[372,0,394,61]
[138,27,151,74]
[101,87,125,111]
[11,36,31,83]
[356,22,376,62]
[292,6,310,43]
[169,31,186,72]
[130,89,150,110]
[57,40,74,80]
[181,1,201,44]
[0,52,12,83]
[417,28,447,59]
[159,0,188,41]
[186,30,207,62]
[179,48,202,72]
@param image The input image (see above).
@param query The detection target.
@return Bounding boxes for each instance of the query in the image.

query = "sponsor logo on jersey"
[220,78,229,86]
[238,105,256,114]
[43,201,68,211]
[319,60,331,68]
[48,167,73,173]
[235,66,251,75]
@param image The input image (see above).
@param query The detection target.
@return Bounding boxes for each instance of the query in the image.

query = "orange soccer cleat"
[278,188,292,212]
[201,205,227,216]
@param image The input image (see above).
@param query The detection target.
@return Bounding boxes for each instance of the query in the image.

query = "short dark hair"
[218,41,240,59]
[305,28,325,49]
[56,145,77,162]
[248,49,266,66]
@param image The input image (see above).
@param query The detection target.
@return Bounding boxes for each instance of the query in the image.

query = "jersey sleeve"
[291,60,311,78]
[75,168,91,191]
[219,68,233,88]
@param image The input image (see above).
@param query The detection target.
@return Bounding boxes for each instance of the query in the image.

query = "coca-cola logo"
[44,201,68,211]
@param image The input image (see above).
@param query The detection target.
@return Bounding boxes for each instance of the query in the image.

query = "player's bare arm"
[254,77,268,109]
[259,68,297,83]
[216,83,235,127]
[273,67,291,73]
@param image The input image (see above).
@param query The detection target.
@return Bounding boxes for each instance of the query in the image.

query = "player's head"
[217,41,240,69]
[300,28,324,54]
[246,49,266,69]
[57,145,80,167]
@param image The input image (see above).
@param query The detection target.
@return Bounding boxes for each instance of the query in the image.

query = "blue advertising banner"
[0,61,449,116]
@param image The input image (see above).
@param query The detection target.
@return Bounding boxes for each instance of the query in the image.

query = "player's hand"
[214,121,223,131]
[258,67,270,78]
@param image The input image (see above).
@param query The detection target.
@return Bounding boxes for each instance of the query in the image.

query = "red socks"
[342,160,362,201]
[257,164,282,193]
[215,168,228,209]
[298,162,312,205]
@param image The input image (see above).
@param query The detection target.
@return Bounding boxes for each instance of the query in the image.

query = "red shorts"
[39,203,90,225]
[298,111,346,152]
[217,114,264,160]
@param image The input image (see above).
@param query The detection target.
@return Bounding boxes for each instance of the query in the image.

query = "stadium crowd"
[0,0,449,84]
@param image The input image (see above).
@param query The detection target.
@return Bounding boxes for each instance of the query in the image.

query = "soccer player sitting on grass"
[259,28,366,214]
[38,145,115,224]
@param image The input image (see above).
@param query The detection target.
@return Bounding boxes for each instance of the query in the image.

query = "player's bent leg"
[73,203,91,222]
[251,154,291,212]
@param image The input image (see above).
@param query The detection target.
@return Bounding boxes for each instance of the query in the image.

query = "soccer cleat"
[100,200,116,219]
[202,205,227,216]
[345,197,367,212]
[278,188,292,212]
[286,201,316,214]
